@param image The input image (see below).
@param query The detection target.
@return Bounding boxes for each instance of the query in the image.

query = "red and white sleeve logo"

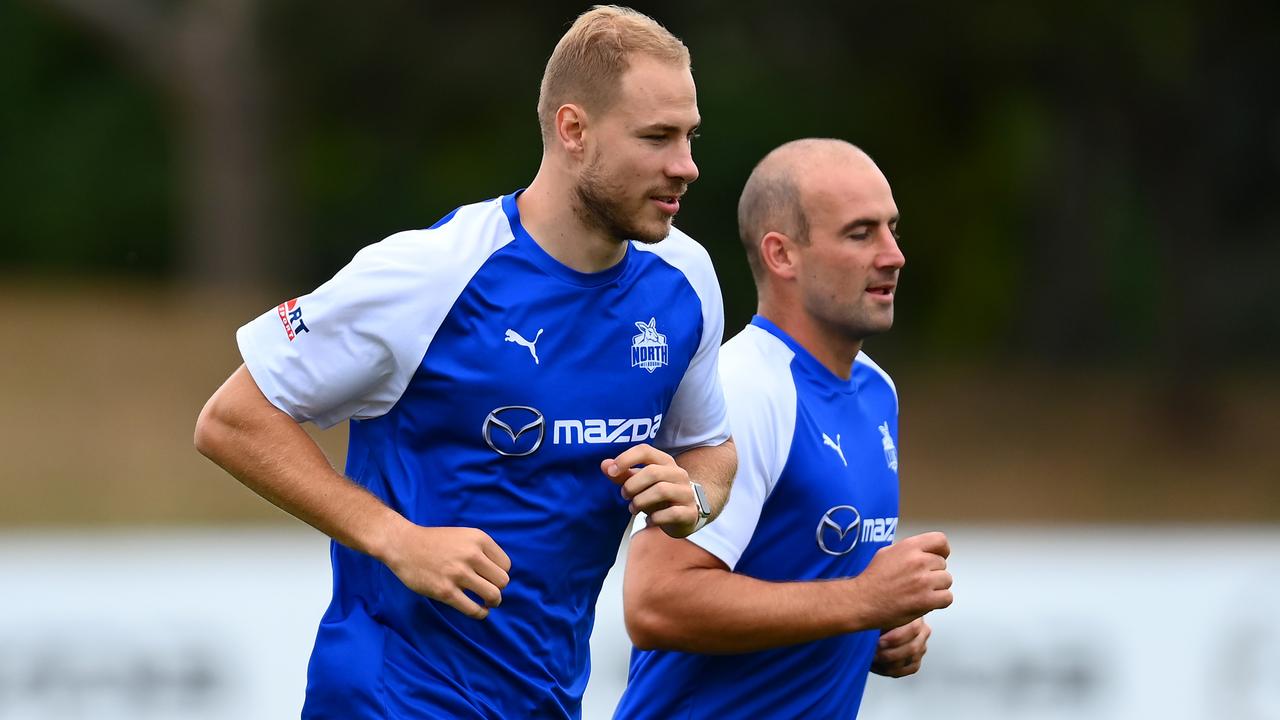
[276,299,310,341]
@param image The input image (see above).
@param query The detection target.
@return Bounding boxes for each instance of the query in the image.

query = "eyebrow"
[838,215,899,235]
[636,121,701,134]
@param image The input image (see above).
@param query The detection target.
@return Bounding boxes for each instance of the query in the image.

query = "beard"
[808,287,896,345]
[573,154,676,245]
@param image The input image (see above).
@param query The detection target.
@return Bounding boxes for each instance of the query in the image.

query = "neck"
[758,296,862,381]
[517,161,628,273]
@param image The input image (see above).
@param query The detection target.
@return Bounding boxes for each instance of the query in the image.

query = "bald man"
[612,139,953,719]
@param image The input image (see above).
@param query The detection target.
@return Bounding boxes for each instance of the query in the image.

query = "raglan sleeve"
[651,243,731,455]
[235,230,448,429]
[681,340,792,570]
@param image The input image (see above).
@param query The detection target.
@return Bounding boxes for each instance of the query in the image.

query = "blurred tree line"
[3,0,1278,373]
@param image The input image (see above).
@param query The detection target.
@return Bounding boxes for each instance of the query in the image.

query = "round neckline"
[750,314,859,395]
[501,191,632,288]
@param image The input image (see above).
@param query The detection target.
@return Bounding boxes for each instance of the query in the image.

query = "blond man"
[195,6,735,718]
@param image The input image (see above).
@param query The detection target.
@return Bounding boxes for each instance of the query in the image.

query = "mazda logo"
[816,505,861,556]
[482,406,545,457]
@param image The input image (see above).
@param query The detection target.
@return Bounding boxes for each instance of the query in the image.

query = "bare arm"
[602,439,736,538]
[194,365,511,619]
[623,528,952,654]
[673,439,736,518]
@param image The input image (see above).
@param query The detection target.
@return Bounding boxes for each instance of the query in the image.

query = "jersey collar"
[501,190,632,287]
[750,314,859,395]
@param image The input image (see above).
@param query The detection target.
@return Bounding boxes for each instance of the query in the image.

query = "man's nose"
[878,231,905,270]
[667,143,699,184]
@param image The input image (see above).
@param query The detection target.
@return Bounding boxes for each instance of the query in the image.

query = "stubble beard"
[848,303,895,341]
[574,157,672,245]
[813,295,895,345]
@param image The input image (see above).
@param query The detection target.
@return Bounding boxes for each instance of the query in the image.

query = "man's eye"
[688,131,701,141]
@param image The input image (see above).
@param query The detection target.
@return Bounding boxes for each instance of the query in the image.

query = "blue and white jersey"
[236,192,730,719]
[615,315,899,720]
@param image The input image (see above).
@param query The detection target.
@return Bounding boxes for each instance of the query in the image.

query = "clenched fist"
[381,525,512,620]
[854,531,953,630]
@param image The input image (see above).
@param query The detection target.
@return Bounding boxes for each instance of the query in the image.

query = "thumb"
[600,458,635,485]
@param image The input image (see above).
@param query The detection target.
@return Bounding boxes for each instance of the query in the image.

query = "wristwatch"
[689,482,711,532]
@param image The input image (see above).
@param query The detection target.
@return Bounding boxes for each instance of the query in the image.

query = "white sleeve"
[636,229,731,455]
[236,203,511,428]
[685,327,797,570]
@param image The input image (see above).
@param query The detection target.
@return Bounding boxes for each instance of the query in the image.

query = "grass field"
[3,278,1277,526]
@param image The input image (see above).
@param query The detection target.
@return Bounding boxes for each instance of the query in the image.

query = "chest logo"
[879,422,898,472]
[821,432,847,467]
[631,317,669,373]
[482,406,545,457]
[816,505,861,556]
[504,328,543,365]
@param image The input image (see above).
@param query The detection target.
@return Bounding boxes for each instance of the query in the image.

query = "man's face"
[795,156,905,341]
[574,55,700,244]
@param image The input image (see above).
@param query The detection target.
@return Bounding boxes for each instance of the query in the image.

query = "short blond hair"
[537,6,690,147]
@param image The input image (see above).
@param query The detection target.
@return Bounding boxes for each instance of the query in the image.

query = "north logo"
[879,422,898,472]
[504,328,543,365]
[816,505,861,556]
[276,299,309,341]
[631,318,668,373]
[482,406,545,457]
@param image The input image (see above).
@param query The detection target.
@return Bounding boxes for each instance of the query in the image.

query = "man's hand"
[853,531,953,630]
[602,444,701,538]
[379,524,512,620]
[871,618,931,677]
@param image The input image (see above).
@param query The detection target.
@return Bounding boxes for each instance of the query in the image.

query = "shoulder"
[854,350,898,412]
[352,196,512,273]
[631,226,719,304]
[721,325,798,422]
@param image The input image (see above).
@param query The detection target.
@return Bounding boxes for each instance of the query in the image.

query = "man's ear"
[759,231,800,281]
[555,104,588,157]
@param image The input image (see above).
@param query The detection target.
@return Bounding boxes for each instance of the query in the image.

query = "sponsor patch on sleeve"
[276,299,310,341]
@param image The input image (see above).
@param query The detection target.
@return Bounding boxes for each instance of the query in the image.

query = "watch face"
[691,483,710,517]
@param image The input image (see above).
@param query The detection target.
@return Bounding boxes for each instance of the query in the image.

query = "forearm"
[673,438,736,517]
[194,366,409,560]
[625,530,877,654]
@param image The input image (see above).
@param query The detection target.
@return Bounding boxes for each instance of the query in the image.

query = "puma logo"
[822,432,847,467]
[504,328,544,365]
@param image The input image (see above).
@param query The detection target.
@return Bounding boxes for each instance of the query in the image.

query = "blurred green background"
[3,0,1277,526]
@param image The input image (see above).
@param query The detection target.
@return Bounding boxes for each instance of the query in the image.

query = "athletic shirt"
[614,315,900,720]
[236,192,730,719]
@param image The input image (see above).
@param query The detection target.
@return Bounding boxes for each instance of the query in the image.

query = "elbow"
[624,605,665,651]
[624,595,688,652]
[193,395,228,461]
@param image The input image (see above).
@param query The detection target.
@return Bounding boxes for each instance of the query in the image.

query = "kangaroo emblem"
[504,328,544,365]
[821,432,847,467]
[630,317,669,373]
[878,422,898,472]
